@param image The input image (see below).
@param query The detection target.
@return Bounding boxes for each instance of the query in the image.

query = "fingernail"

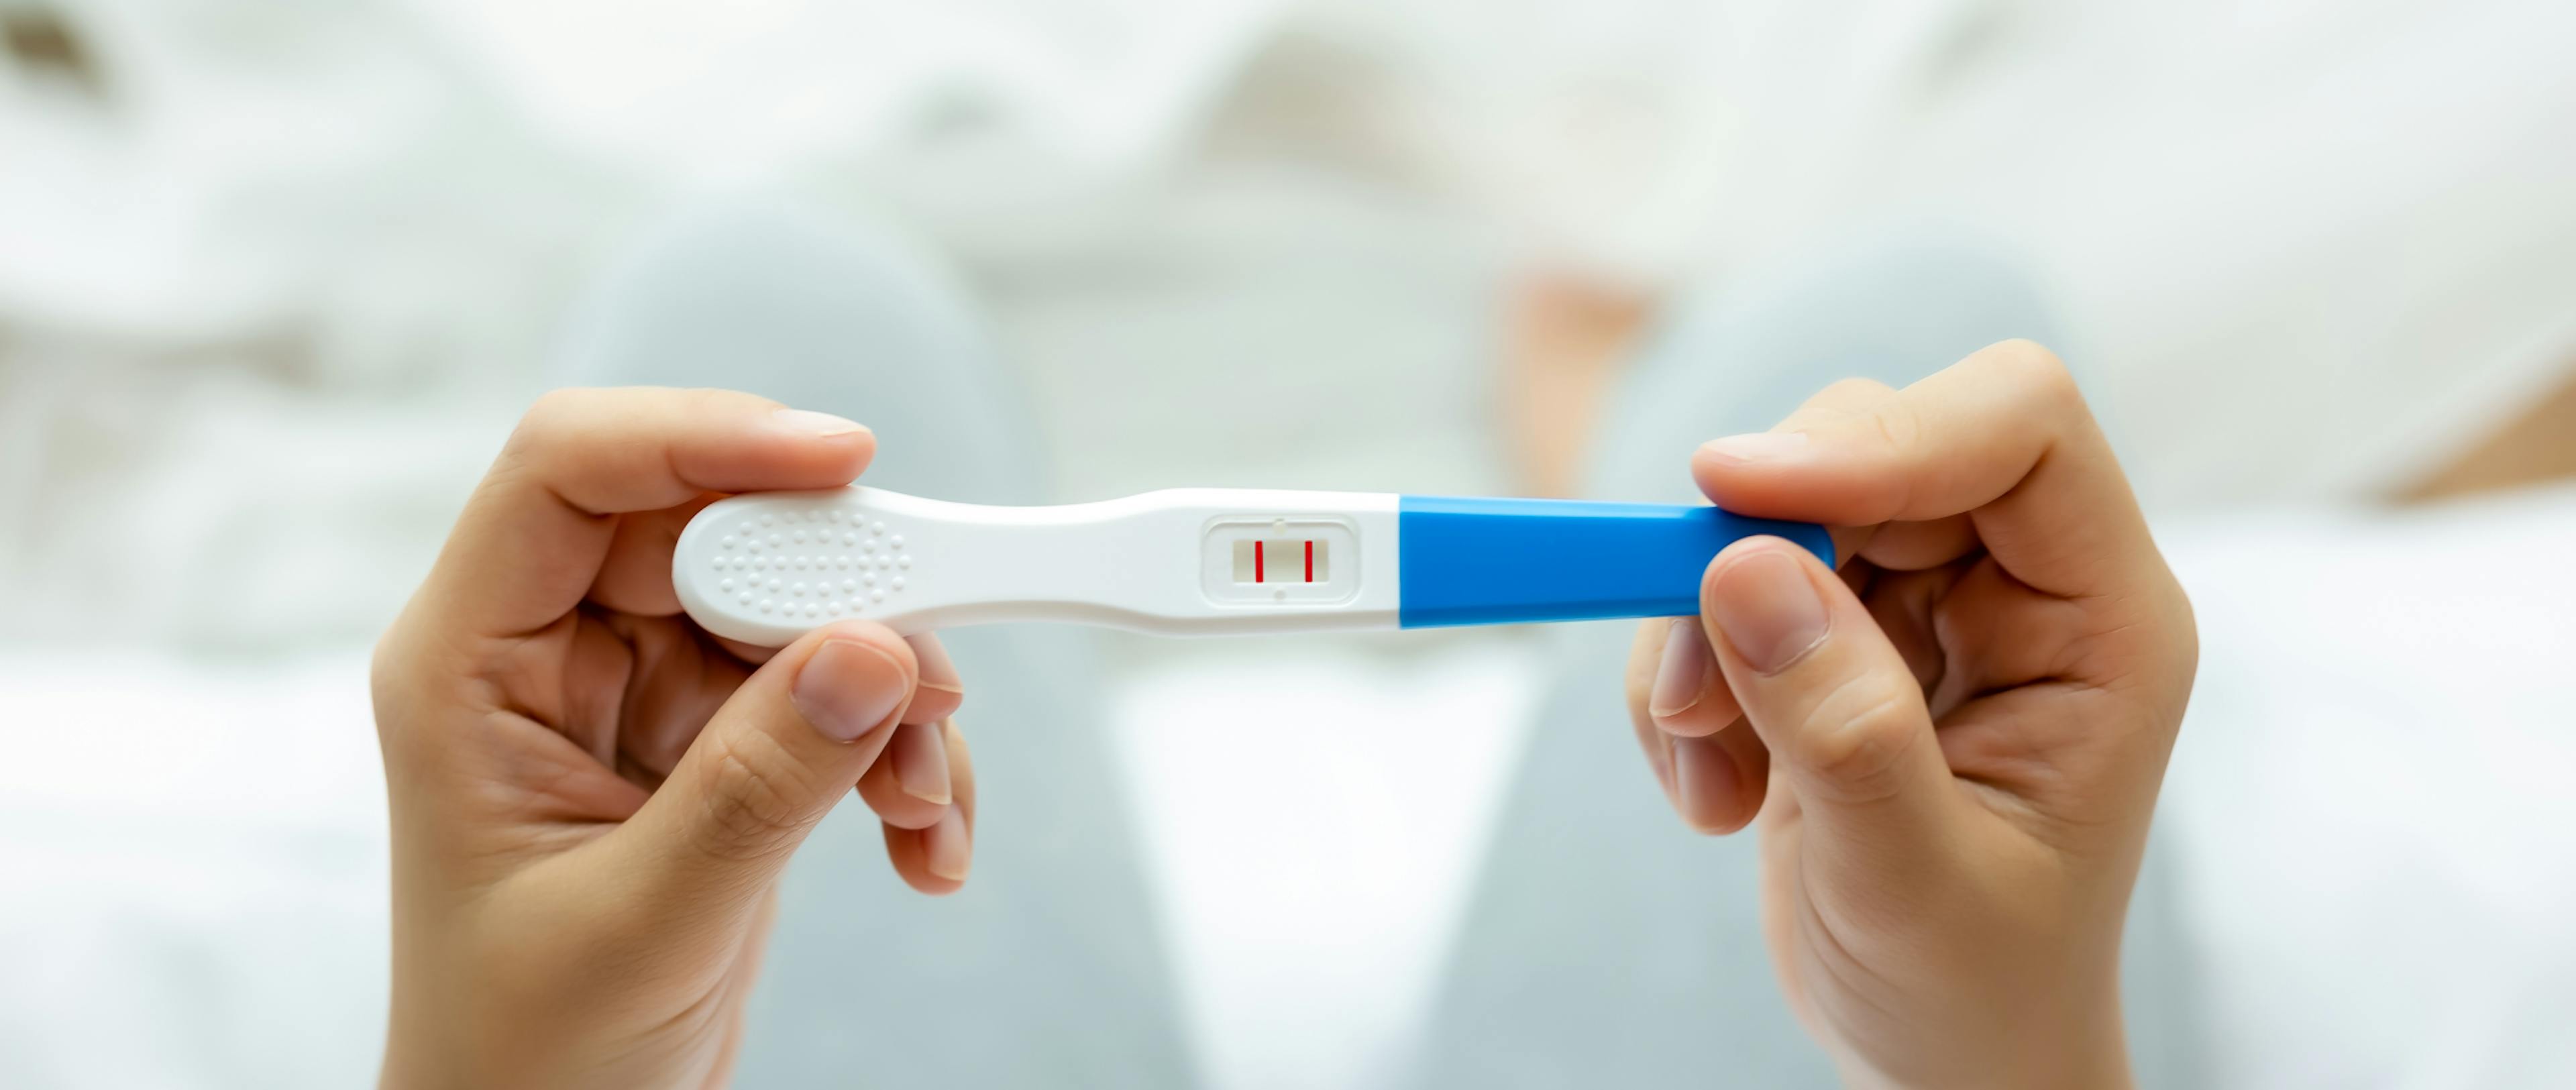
[1649,618,1711,719]
[889,722,952,805]
[773,408,870,437]
[1698,431,1808,464]
[908,635,962,696]
[924,804,971,881]
[1707,548,1829,674]
[793,640,909,742]
[1671,736,1736,827]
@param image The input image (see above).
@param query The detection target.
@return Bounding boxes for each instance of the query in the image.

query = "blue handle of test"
[1395,495,1834,629]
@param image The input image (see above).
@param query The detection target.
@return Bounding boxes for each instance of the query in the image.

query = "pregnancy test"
[674,487,1831,644]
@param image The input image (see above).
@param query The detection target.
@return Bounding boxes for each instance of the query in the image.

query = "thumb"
[613,620,917,924]
[1699,537,1955,877]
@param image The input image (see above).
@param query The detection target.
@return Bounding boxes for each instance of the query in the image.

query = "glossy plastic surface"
[1394,496,1832,629]
[675,487,1400,643]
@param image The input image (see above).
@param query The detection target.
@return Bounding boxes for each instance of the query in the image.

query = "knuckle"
[2163,578,2202,709]
[515,387,586,439]
[1858,396,1926,516]
[684,386,756,413]
[1986,339,2082,409]
[367,628,418,732]
[498,390,580,468]
[1778,378,1895,434]
[1865,394,1923,457]
[690,732,814,863]
[1792,673,1925,804]
[368,624,405,692]
[366,618,468,759]
[1813,376,1896,409]
[1986,335,2065,374]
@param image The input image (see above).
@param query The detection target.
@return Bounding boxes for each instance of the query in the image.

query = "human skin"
[1628,342,2198,1089]
[372,348,2194,1088]
[371,388,972,1089]
[2396,359,2576,501]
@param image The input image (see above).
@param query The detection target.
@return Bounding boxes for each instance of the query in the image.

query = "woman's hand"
[1625,343,2196,1089]
[371,388,975,1089]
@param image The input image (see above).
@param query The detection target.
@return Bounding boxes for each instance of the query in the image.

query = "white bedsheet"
[2159,485,2576,1088]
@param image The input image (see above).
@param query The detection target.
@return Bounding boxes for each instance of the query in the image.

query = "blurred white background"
[4,1,2574,1087]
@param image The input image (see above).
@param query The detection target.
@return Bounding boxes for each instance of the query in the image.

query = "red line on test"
[1254,540,1265,583]
[1305,540,1313,582]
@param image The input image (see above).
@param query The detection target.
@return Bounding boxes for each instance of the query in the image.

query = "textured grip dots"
[702,500,915,622]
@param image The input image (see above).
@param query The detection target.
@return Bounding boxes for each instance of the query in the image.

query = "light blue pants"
[556,201,2201,1088]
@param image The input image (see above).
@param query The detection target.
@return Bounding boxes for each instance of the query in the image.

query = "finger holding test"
[1699,535,1957,883]
[853,635,967,830]
[588,497,720,616]
[1643,616,1743,739]
[1629,617,1770,834]
[1746,376,1903,568]
[883,718,977,895]
[1620,377,1911,831]
[606,620,918,925]
[1689,341,2158,603]
[423,388,875,641]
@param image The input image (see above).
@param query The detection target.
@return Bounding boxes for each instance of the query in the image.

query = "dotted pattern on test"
[702,505,915,622]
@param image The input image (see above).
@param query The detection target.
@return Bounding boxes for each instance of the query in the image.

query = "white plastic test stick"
[675,486,1831,645]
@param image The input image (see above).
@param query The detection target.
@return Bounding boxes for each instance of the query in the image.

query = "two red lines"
[1252,540,1314,584]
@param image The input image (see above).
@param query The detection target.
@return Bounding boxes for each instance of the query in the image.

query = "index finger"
[1689,340,2155,601]
[424,387,875,639]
